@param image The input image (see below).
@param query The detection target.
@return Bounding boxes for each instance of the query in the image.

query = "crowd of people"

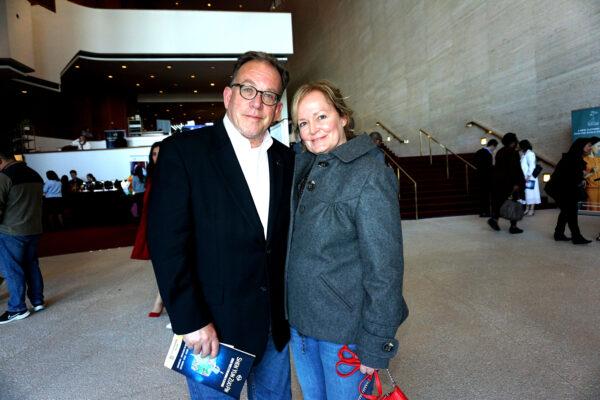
[475,132,600,244]
[1,50,598,400]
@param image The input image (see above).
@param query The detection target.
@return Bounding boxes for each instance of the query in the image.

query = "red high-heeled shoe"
[148,310,162,318]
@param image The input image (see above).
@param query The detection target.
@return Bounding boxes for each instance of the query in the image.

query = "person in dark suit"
[474,139,498,217]
[147,51,294,400]
[488,133,525,234]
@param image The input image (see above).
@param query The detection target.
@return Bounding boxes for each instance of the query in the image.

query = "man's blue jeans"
[290,327,373,400]
[0,233,44,312]
[186,335,291,400]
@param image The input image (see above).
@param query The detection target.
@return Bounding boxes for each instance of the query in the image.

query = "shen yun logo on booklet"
[164,335,255,399]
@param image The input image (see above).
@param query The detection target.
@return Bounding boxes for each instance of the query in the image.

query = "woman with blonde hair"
[286,80,408,399]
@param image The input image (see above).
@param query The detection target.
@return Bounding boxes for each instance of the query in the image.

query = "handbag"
[532,164,543,178]
[499,199,524,221]
[358,369,409,400]
[336,345,409,400]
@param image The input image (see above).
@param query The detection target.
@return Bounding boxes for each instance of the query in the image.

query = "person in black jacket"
[474,139,498,217]
[147,51,294,399]
[488,133,525,233]
[545,138,594,244]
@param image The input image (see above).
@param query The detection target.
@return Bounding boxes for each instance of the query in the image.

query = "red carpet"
[39,224,139,257]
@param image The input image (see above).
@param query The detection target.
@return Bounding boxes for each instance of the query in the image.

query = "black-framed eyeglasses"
[230,83,281,106]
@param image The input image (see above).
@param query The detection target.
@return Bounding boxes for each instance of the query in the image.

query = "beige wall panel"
[285,0,600,162]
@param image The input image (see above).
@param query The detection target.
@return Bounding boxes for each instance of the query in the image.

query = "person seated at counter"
[72,132,92,150]
[69,170,84,192]
[84,173,98,191]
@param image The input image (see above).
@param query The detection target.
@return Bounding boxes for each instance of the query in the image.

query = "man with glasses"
[148,51,293,399]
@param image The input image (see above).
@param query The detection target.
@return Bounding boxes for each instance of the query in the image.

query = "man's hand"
[360,364,376,375]
[183,323,220,358]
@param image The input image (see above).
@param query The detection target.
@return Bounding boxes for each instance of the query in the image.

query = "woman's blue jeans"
[290,327,373,400]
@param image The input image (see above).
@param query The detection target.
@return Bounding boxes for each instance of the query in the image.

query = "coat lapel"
[266,148,283,241]
[208,122,264,237]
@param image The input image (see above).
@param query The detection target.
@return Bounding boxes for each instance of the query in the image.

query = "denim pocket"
[318,274,354,312]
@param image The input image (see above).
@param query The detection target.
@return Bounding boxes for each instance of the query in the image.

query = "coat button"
[265,246,272,255]
[299,205,306,213]
[306,180,316,191]
[318,161,329,168]
[382,342,395,352]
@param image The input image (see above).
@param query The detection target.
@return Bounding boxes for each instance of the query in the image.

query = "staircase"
[382,144,480,219]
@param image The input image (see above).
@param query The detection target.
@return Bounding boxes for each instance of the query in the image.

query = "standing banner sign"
[572,106,600,142]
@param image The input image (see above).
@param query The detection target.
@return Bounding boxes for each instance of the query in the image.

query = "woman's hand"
[360,364,376,375]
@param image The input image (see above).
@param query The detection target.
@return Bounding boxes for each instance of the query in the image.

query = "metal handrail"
[418,128,476,192]
[375,122,410,145]
[466,120,556,168]
[380,147,419,220]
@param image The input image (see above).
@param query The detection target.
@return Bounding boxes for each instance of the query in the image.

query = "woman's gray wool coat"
[285,134,409,368]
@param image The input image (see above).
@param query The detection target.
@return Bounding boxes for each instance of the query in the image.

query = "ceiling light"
[166,109,170,112]
[74,65,80,69]
[175,1,179,5]
[210,66,215,69]
[150,74,155,79]
[207,3,212,7]
[193,90,198,93]
[480,137,488,146]
[159,90,164,94]
[108,75,113,79]
[239,4,243,8]
[190,74,196,79]
[136,83,140,87]
[173,83,179,87]
[179,104,183,107]
[166,65,172,69]
[183,113,187,116]
[121,65,127,69]
[21,90,28,94]
[210,82,215,87]
[211,112,215,115]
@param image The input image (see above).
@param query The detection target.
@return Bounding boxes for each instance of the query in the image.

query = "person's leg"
[22,235,44,307]
[319,341,373,400]
[186,377,232,400]
[148,291,163,317]
[247,334,291,400]
[289,327,326,400]
[0,234,28,313]
[554,203,568,238]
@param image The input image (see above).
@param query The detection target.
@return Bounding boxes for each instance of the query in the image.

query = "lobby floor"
[1,210,599,400]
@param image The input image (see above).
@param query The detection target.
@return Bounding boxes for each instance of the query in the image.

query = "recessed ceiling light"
[239,4,243,8]
[190,74,196,79]
[166,65,172,69]
[183,113,186,116]
[154,113,157,116]
[210,66,215,69]
[211,112,215,115]
[179,104,183,107]
[166,109,170,112]
[173,83,179,87]
[108,75,113,79]
[150,74,155,79]
[21,90,28,94]
[74,65,80,69]
[175,1,179,5]
[193,89,198,93]
[159,90,164,94]
[136,83,140,87]
[121,65,127,69]
[207,3,211,7]
[210,82,215,87]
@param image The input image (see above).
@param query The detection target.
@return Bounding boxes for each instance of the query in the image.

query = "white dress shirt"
[223,115,272,238]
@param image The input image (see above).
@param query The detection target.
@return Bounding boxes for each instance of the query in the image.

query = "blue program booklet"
[164,335,255,399]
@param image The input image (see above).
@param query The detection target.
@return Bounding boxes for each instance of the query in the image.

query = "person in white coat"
[519,140,541,215]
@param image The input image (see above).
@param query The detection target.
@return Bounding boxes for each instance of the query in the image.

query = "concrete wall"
[284,0,600,162]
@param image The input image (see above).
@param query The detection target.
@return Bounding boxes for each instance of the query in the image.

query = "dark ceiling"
[68,0,277,12]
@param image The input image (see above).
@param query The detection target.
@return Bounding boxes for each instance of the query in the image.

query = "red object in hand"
[336,344,409,400]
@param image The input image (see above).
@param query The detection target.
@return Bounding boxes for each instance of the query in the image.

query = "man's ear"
[274,102,283,122]
[223,86,232,110]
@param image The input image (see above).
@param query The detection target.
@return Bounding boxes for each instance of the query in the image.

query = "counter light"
[480,137,487,146]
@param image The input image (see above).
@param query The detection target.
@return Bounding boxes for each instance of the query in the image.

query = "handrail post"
[428,137,432,165]
[414,183,418,220]
[465,164,469,192]
[419,131,423,156]
[445,148,449,179]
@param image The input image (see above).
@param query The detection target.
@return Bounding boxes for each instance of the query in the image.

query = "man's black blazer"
[147,120,294,362]
[474,148,493,179]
